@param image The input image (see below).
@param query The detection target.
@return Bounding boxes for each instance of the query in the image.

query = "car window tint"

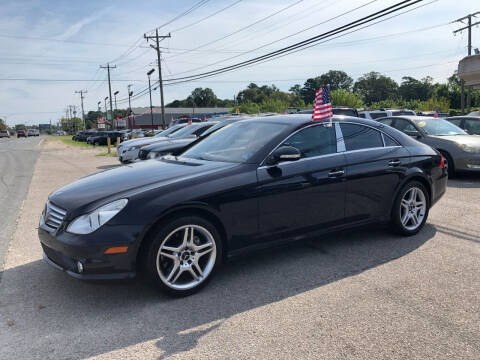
[358,113,366,118]
[193,124,214,136]
[464,119,480,134]
[383,134,399,147]
[393,119,417,132]
[370,112,387,119]
[340,123,383,151]
[448,118,462,127]
[378,118,393,126]
[282,125,336,158]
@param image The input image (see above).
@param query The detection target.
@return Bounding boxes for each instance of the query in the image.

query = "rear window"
[333,109,357,117]
[370,112,387,119]
[391,110,415,116]
[340,123,384,151]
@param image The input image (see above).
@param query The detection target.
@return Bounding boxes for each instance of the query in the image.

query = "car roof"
[237,114,379,127]
[379,115,439,121]
[447,116,480,119]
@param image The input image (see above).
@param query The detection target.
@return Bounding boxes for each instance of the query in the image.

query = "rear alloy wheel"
[391,181,429,235]
[147,216,222,296]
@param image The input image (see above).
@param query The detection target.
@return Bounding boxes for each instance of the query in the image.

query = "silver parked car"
[377,116,480,177]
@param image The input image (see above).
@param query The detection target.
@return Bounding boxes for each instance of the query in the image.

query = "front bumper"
[454,154,480,172]
[38,220,141,280]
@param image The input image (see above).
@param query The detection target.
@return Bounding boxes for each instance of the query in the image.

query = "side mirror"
[265,146,302,166]
[404,129,422,139]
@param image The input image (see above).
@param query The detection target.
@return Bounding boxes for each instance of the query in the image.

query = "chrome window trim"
[259,122,339,167]
[335,122,346,152]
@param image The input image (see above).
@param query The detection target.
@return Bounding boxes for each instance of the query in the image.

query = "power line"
[166,0,379,76]
[170,0,244,33]
[167,0,307,60]
[161,0,426,84]
[148,0,211,33]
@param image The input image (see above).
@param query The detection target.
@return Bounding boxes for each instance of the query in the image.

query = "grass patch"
[96,151,118,157]
[48,135,108,148]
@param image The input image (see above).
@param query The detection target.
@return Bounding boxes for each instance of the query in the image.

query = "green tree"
[353,72,398,105]
[299,70,353,104]
[0,118,6,131]
[188,87,218,107]
[331,90,364,108]
[398,76,433,101]
[237,101,260,114]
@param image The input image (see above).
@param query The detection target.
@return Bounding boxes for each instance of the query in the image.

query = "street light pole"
[127,84,133,131]
[104,97,108,130]
[147,68,155,131]
[113,91,119,129]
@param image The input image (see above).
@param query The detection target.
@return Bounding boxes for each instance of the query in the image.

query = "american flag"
[312,86,333,121]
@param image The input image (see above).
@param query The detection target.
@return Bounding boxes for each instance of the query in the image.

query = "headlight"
[67,199,128,234]
[455,142,480,154]
[129,144,148,151]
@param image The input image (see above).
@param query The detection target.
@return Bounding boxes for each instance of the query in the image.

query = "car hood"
[119,136,168,148]
[430,134,480,145]
[49,156,237,214]
[143,138,194,151]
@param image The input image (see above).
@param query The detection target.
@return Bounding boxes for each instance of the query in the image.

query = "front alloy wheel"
[157,225,216,291]
[147,216,222,296]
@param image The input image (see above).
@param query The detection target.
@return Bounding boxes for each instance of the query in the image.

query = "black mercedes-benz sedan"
[39,115,447,296]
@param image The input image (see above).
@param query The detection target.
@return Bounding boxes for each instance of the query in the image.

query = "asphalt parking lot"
[0,138,479,359]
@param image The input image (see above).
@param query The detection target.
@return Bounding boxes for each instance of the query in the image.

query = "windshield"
[392,110,415,116]
[155,125,183,137]
[333,109,357,116]
[181,121,288,163]
[168,124,203,138]
[413,118,467,136]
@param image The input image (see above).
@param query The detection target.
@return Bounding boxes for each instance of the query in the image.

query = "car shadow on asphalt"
[447,173,480,188]
[96,164,122,170]
[0,225,436,359]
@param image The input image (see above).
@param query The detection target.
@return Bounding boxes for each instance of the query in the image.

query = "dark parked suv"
[87,131,124,146]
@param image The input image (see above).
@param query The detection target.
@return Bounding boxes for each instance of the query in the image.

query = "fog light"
[77,261,84,273]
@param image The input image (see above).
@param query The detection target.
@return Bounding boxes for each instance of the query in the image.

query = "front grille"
[44,201,67,230]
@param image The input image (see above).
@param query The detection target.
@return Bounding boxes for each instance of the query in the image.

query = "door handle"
[328,169,345,178]
[388,159,401,167]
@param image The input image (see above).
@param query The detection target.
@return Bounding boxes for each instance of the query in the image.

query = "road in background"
[0,136,42,277]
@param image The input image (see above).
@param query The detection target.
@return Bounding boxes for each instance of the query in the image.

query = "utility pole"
[75,90,87,131]
[128,84,133,131]
[147,69,155,130]
[100,63,116,128]
[144,30,171,129]
[453,11,480,114]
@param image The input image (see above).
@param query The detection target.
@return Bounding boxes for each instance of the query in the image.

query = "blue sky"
[1,0,479,125]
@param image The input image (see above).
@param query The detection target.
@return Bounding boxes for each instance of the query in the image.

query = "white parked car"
[359,109,416,120]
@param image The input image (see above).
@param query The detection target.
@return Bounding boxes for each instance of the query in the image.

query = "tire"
[94,141,100,146]
[439,151,454,178]
[391,181,430,236]
[145,215,222,296]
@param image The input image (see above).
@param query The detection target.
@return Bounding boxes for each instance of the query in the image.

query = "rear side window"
[378,118,393,126]
[358,113,366,118]
[282,125,336,158]
[383,134,399,147]
[464,119,480,135]
[393,119,417,132]
[370,112,387,119]
[340,123,383,151]
[448,118,462,127]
